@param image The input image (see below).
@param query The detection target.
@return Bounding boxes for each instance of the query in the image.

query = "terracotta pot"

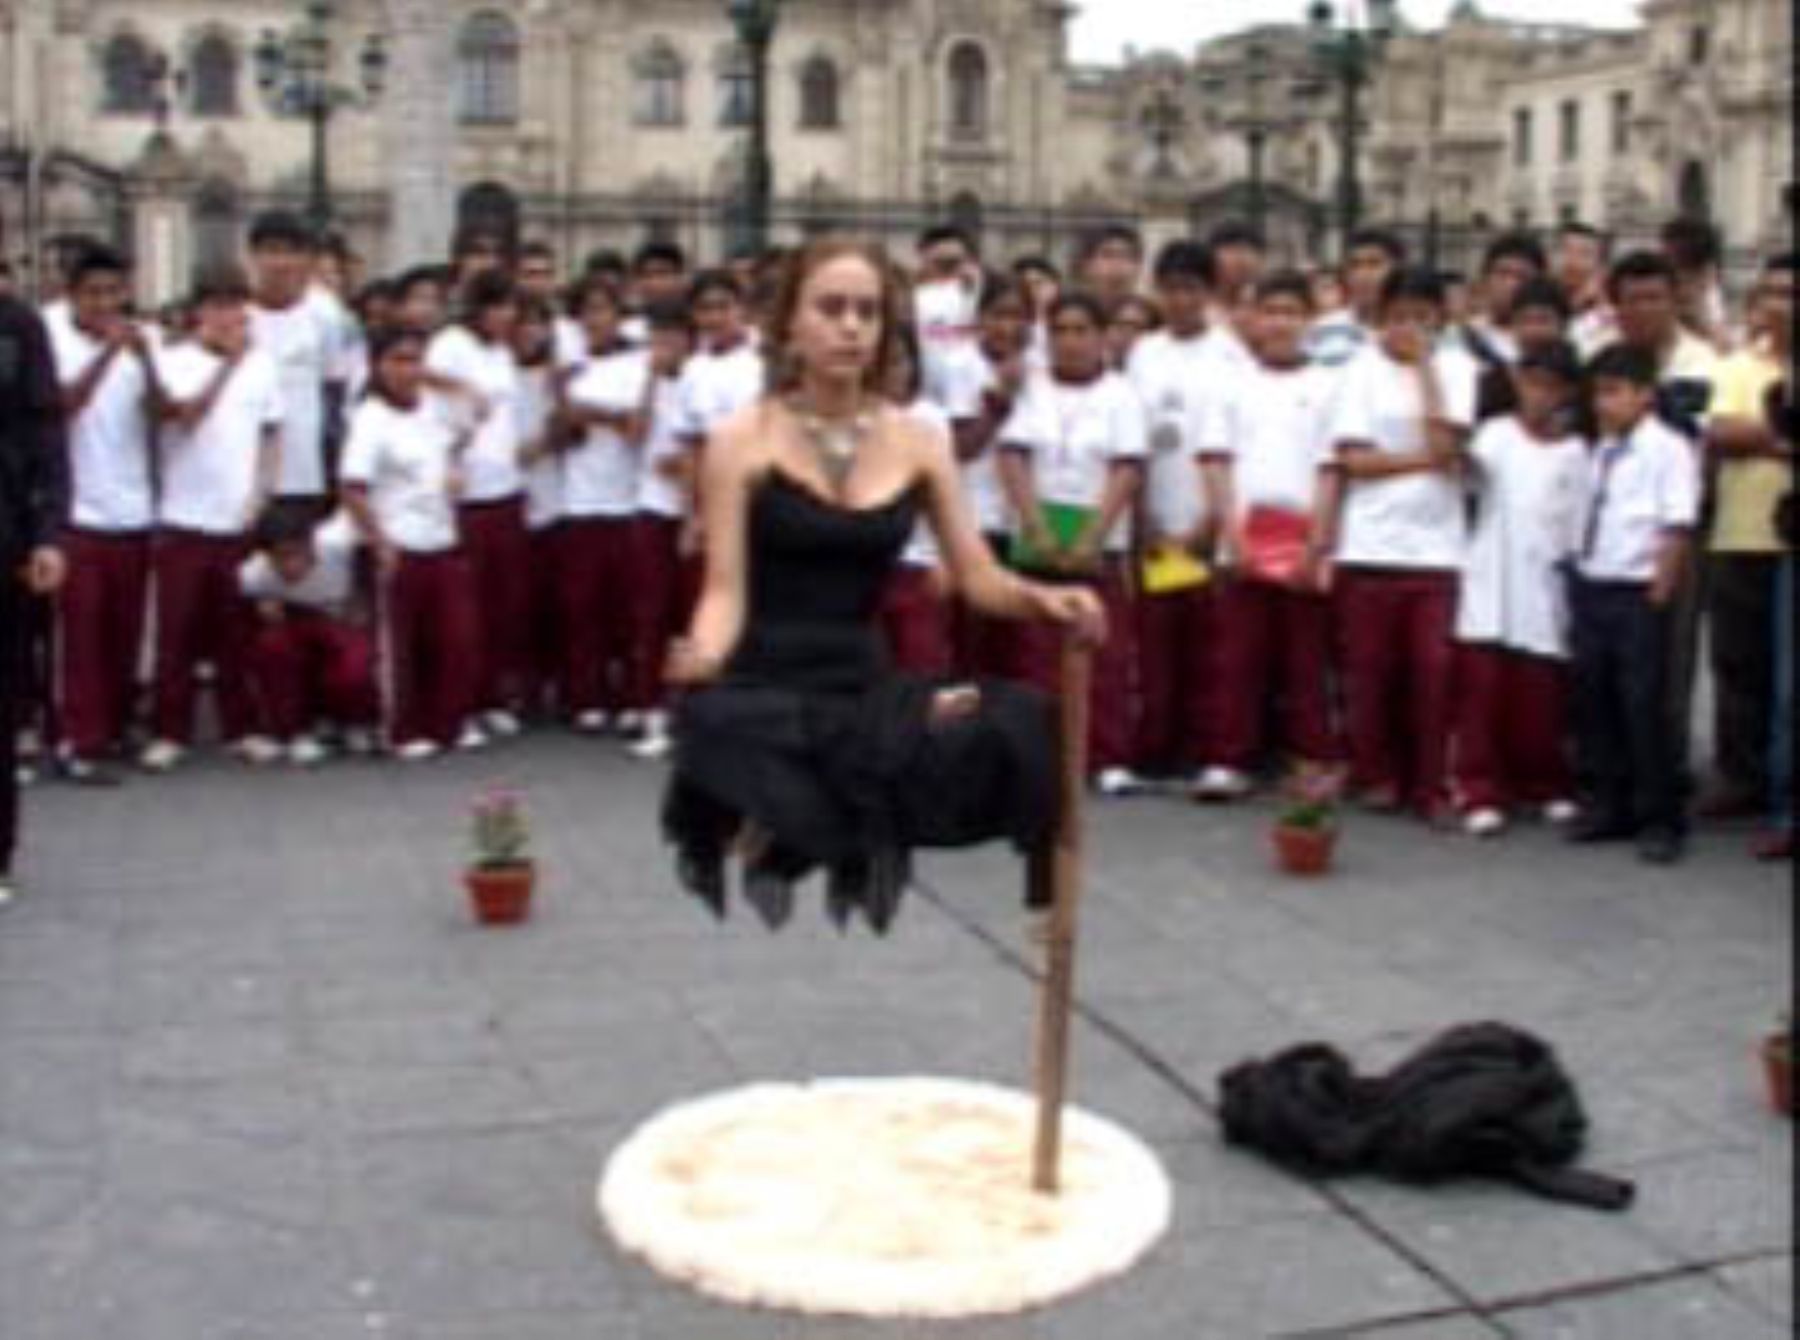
[1272,823,1336,876]
[1761,1034,1793,1117]
[465,863,535,925]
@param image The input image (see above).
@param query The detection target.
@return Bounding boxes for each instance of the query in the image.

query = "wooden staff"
[1031,633,1092,1194]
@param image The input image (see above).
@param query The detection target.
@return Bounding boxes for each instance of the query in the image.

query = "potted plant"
[1271,765,1341,876]
[1761,1014,1793,1117]
[465,787,535,924]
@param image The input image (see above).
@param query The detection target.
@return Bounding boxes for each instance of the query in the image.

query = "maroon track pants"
[57,528,149,759]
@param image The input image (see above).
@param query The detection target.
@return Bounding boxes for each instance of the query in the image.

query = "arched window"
[189,33,238,117]
[948,42,989,140]
[102,33,161,115]
[457,11,520,126]
[718,47,753,128]
[798,55,840,130]
[634,42,686,127]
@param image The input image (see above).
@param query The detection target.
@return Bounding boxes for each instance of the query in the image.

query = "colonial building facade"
[0,0,1788,303]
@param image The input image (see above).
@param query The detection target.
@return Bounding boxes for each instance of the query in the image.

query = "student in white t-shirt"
[142,267,286,774]
[1196,270,1343,800]
[339,326,481,761]
[927,277,1033,677]
[240,503,378,767]
[248,212,344,502]
[425,269,527,742]
[1125,241,1228,785]
[1452,340,1589,838]
[999,292,1148,794]
[876,326,955,675]
[512,298,567,718]
[672,270,766,453]
[559,275,653,734]
[626,301,698,761]
[1320,266,1479,820]
[48,244,158,783]
[1306,228,1406,370]
[1566,344,1701,864]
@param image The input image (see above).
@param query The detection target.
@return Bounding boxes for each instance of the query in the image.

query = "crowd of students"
[19,209,1796,871]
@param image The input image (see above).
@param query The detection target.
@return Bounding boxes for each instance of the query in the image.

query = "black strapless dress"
[662,472,1058,933]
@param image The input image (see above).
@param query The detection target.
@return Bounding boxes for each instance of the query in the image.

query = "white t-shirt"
[338,396,462,555]
[1329,342,1479,571]
[238,512,360,617]
[251,297,339,498]
[1198,359,1338,532]
[514,368,563,532]
[637,376,688,518]
[553,317,588,372]
[155,344,285,535]
[900,398,951,568]
[1000,370,1148,553]
[1305,310,1372,369]
[1126,328,1225,540]
[915,279,980,403]
[929,342,1011,534]
[673,341,765,442]
[1455,417,1588,657]
[1574,415,1701,584]
[50,319,154,532]
[564,347,652,518]
[424,325,522,503]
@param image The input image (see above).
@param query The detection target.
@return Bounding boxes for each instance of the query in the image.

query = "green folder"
[1009,501,1096,574]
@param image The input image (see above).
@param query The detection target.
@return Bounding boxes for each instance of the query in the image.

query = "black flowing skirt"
[663,672,1059,933]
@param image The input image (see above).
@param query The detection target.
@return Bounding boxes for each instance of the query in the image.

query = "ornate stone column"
[382,0,455,269]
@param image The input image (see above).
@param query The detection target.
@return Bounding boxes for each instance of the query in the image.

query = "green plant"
[1276,764,1341,832]
[469,787,531,869]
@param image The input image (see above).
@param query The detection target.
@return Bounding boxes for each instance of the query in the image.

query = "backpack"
[1218,1022,1636,1211]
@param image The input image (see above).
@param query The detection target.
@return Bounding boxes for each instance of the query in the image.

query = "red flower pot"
[1272,823,1336,876]
[1761,1035,1793,1117]
[465,863,535,925]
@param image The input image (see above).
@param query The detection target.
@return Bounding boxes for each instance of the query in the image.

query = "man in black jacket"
[0,289,70,906]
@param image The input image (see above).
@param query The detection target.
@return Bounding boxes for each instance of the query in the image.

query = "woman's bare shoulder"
[706,400,782,475]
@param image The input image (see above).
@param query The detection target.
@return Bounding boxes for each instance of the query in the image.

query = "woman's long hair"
[760,236,909,398]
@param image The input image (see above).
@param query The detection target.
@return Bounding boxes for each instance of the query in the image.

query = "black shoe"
[1567,814,1636,844]
[1637,828,1685,865]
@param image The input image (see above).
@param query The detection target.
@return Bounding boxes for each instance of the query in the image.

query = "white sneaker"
[233,736,282,767]
[394,739,441,763]
[0,872,15,909]
[481,709,522,738]
[574,710,610,735]
[1543,799,1581,826]
[1093,767,1146,798]
[1464,807,1507,838]
[455,723,491,752]
[1192,766,1253,802]
[287,736,329,768]
[628,724,674,761]
[140,739,186,774]
[616,709,645,737]
[341,727,378,757]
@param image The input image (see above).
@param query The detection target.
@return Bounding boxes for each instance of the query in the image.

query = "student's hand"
[1030,583,1107,647]
[1024,515,1058,560]
[677,516,704,558]
[1304,550,1336,595]
[22,546,66,596]
[445,466,466,500]
[1065,534,1102,574]
[1648,573,1679,608]
[995,356,1026,401]
[373,539,401,578]
[257,599,286,624]
[924,564,953,601]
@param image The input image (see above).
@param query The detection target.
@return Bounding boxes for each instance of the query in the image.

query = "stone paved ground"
[1,735,1791,1339]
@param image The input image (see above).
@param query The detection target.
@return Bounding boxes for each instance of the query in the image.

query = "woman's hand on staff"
[1028,582,1106,646]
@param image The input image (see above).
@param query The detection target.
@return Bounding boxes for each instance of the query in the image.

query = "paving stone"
[1335,1178,1684,1306]
[1497,1277,1789,1339]
[1614,1145,1793,1262]
[1711,1252,1794,1325]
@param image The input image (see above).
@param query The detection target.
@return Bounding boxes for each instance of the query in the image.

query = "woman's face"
[1049,307,1105,380]
[788,254,885,388]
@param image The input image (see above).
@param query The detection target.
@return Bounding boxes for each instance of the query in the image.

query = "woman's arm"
[917,418,1104,640]
[666,411,758,684]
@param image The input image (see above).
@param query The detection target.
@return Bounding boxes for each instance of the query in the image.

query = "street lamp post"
[1307,0,1395,246]
[726,0,781,257]
[254,0,387,235]
[1241,42,1273,241]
